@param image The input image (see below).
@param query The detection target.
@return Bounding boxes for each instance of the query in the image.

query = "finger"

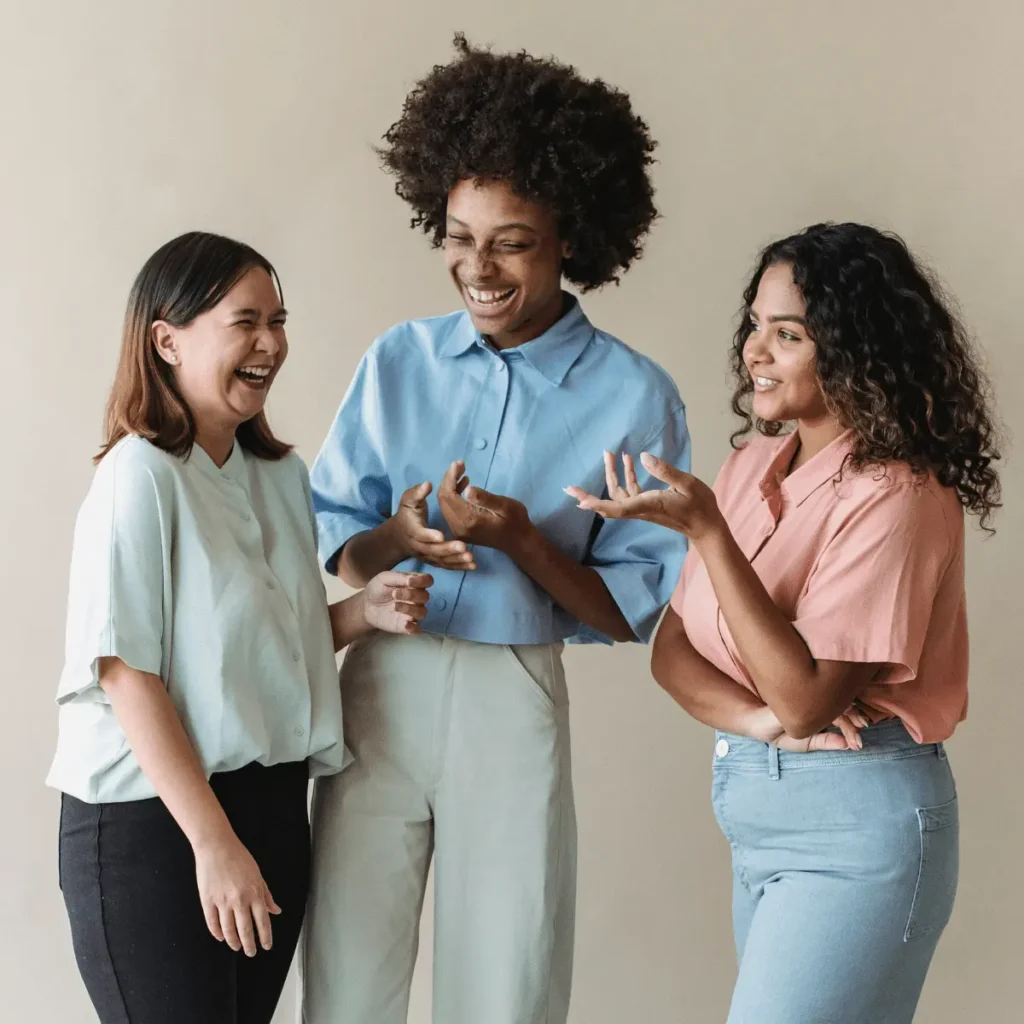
[219,905,242,952]
[455,476,471,496]
[234,904,258,958]
[394,601,428,621]
[264,883,282,916]
[420,552,476,571]
[622,453,641,497]
[373,571,434,593]
[463,486,500,512]
[401,480,433,505]
[202,898,224,942]
[639,451,688,488]
[411,538,468,559]
[834,715,863,750]
[407,522,447,545]
[603,450,626,500]
[392,587,430,606]
[439,460,465,492]
[400,572,434,590]
[806,732,852,752]
[252,896,274,952]
[564,486,601,505]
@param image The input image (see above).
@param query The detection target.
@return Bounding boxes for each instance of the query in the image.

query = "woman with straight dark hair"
[47,231,433,1024]
[569,223,1001,1022]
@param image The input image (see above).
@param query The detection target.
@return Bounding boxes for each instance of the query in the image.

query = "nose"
[743,330,770,368]
[254,324,283,357]
[463,246,497,281]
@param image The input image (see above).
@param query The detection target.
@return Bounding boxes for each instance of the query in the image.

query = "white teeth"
[236,365,271,378]
[466,285,515,305]
[755,376,780,387]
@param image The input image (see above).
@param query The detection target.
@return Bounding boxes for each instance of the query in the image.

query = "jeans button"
[715,738,730,759]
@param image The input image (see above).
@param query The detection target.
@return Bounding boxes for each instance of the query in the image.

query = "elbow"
[774,706,831,740]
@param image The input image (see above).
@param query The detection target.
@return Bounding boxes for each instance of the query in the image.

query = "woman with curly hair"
[301,35,690,1024]
[569,222,1001,1022]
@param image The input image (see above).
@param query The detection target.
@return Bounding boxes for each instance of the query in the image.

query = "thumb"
[406,481,432,503]
[464,486,499,510]
[639,452,686,488]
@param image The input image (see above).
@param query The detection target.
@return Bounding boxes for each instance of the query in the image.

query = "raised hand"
[565,450,722,540]
[362,571,434,635]
[437,460,531,553]
[392,481,477,571]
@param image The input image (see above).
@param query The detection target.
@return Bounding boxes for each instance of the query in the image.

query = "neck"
[791,415,846,471]
[488,290,567,351]
[193,420,238,468]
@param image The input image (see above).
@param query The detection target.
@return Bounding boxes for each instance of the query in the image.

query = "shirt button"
[292,651,301,663]
[435,597,447,611]
[266,580,276,590]
[241,511,251,521]
[715,738,730,759]
[474,437,488,450]
[294,725,305,737]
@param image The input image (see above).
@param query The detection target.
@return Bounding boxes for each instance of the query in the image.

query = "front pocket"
[905,795,959,941]
[499,643,566,712]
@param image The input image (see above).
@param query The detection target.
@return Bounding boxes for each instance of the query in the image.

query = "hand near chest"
[436,460,532,554]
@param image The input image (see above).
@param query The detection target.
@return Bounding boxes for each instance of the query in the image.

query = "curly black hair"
[730,222,1002,529]
[378,33,658,291]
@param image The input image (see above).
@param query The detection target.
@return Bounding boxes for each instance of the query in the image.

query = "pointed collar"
[439,293,595,386]
[760,429,856,508]
[187,438,248,485]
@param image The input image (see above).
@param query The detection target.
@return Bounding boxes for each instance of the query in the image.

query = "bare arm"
[98,658,279,957]
[510,528,634,642]
[695,526,878,739]
[651,605,770,733]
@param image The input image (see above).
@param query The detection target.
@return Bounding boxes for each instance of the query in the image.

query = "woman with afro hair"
[569,222,1002,1022]
[302,35,690,1024]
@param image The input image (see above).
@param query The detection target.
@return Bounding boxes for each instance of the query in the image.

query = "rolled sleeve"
[57,443,168,705]
[310,346,393,574]
[573,404,691,645]
[791,483,953,682]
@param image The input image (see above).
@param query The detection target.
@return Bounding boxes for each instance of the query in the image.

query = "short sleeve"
[574,404,691,645]
[56,442,169,705]
[791,483,953,683]
[310,345,392,574]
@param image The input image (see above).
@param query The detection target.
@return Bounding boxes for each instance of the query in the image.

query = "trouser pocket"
[905,795,959,941]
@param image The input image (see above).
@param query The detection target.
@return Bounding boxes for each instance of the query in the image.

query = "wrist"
[691,513,730,558]
[379,516,412,564]
[188,817,237,855]
[505,519,544,563]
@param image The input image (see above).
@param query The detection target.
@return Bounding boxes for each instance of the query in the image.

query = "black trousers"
[59,761,311,1024]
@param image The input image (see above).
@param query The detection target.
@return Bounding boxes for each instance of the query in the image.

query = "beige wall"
[2,1,1021,1020]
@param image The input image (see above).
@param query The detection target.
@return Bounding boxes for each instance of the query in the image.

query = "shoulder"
[244,448,311,492]
[91,436,179,498]
[841,463,961,542]
[588,327,683,404]
[369,311,468,365]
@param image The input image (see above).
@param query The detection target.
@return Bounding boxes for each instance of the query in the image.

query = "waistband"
[713,718,946,777]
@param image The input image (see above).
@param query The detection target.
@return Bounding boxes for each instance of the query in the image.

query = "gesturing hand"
[565,451,722,541]
[392,481,477,571]
[363,571,433,635]
[437,460,532,554]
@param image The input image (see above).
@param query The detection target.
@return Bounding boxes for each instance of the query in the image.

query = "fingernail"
[640,452,655,465]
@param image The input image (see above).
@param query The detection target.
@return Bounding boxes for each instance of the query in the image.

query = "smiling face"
[743,262,831,426]
[444,177,569,349]
[152,266,288,441]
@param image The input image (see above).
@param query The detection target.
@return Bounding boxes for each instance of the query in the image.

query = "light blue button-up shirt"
[311,297,690,645]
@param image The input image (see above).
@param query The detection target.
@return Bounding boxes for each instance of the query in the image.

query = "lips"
[234,364,273,389]
[463,283,517,315]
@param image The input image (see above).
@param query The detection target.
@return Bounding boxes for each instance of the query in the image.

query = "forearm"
[327,592,374,651]
[509,527,634,642]
[99,658,235,850]
[651,613,768,734]
[695,526,850,736]
[336,518,407,587]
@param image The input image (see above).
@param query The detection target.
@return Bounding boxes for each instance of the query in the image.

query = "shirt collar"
[188,439,248,485]
[440,293,595,386]
[760,429,856,508]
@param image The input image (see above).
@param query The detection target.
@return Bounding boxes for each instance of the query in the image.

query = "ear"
[151,320,178,366]
[561,240,572,260]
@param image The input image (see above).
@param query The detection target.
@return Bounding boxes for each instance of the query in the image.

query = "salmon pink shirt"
[671,431,968,743]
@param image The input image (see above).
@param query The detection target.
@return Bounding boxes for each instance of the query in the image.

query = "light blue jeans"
[712,719,958,1024]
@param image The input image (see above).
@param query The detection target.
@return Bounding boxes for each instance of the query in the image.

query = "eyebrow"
[446,216,537,233]
[750,310,807,326]
[231,307,288,318]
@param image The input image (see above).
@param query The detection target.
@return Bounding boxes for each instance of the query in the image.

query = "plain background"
[2,1,1021,1021]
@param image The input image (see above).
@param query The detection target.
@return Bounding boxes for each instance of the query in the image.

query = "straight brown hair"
[97,231,292,463]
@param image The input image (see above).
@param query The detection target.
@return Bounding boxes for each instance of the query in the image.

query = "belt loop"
[936,741,947,761]
[767,743,780,780]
